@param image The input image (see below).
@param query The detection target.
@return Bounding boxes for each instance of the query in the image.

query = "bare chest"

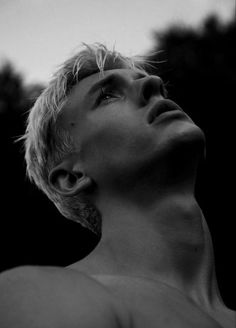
[92,275,231,328]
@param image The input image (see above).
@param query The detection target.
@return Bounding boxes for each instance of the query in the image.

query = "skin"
[0,68,235,327]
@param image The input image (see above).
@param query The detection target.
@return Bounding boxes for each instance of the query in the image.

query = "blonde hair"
[21,43,147,235]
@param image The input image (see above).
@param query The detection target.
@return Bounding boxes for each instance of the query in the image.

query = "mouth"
[147,99,185,124]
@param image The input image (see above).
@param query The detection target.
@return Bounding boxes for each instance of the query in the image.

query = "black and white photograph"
[0,0,235,327]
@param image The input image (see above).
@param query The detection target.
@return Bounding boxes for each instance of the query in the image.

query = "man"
[0,43,235,327]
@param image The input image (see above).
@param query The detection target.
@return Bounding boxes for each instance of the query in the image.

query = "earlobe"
[48,166,92,196]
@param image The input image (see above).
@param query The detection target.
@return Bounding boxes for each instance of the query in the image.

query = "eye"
[97,87,121,105]
[99,92,114,102]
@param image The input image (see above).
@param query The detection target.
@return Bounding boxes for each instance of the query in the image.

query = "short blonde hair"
[21,43,147,235]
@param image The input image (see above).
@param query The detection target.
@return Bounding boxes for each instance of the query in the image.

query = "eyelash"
[97,88,120,105]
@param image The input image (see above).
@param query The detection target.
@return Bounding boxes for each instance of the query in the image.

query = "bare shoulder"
[0,265,128,328]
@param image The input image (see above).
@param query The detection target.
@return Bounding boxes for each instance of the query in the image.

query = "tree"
[146,15,236,309]
[0,62,96,273]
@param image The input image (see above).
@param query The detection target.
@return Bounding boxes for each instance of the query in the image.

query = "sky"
[0,0,234,84]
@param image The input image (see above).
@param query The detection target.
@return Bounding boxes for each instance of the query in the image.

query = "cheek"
[77,119,155,175]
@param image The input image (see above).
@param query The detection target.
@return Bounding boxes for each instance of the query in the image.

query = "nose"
[140,76,165,105]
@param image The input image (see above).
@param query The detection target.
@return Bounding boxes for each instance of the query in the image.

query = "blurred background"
[0,0,235,309]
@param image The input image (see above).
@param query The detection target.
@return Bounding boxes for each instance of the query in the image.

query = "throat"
[80,193,221,309]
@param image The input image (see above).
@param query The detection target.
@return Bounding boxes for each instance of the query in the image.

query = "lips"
[147,99,184,124]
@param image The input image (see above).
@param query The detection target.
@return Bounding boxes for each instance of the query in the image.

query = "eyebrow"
[87,71,148,97]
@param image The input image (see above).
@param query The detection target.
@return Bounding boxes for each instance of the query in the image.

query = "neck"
[73,143,223,310]
[79,186,223,310]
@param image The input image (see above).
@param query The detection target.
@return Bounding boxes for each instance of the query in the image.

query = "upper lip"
[147,99,184,124]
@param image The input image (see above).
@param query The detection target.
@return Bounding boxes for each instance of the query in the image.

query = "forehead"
[60,68,146,124]
[72,67,146,96]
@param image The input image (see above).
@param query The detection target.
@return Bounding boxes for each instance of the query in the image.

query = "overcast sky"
[0,0,234,84]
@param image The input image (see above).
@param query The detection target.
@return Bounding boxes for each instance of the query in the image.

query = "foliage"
[146,15,235,131]
[146,15,236,308]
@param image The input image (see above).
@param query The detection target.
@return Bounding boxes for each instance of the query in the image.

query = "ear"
[48,161,93,196]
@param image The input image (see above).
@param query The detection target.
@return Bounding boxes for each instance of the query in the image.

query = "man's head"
[22,43,205,236]
[22,43,148,235]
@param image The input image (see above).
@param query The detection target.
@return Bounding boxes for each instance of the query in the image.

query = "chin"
[175,120,205,143]
[157,121,206,161]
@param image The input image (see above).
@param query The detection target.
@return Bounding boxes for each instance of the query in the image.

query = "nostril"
[142,76,164,103]
[143,82,156,102]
